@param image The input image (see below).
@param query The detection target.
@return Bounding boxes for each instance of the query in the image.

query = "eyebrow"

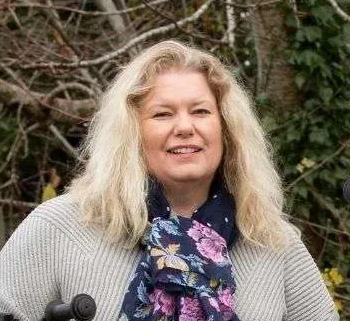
[150,100,213,107]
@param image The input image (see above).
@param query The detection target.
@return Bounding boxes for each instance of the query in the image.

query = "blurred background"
[0,0,349,318]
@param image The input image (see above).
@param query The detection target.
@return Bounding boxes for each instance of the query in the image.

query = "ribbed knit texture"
[0,196,338,321]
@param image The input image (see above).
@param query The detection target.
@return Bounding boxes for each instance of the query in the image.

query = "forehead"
[144,71,216,105]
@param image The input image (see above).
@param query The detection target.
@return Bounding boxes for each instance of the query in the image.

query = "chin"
[168,171,213,184]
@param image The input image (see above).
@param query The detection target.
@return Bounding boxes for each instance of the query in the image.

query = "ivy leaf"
[295,72,307,89]
[303,26,322,42]
[311,5,335,26]
[320,87,333,104]
[309,128,330,144]
[298,50,325,70]
[262,115,278,131]
[298,186,308,199]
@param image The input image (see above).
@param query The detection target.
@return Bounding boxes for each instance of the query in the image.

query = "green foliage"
[263,1,350,317]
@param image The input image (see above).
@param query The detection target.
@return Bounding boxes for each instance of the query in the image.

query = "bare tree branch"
[0,199,38,208]
[19,0,216,70]
[9,0,170,17]
[49,124,80,160]
[141,0,226,45]
[226,0,235,48]
[0,79,96,121]
[325,0,350,23]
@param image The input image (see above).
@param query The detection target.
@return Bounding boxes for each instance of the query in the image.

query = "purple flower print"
[187,221,227,263]
[196,237,225,263]
[188,221,225,246]
[179,297,205,321]
[218,288,235,321]
[149,289,175,316]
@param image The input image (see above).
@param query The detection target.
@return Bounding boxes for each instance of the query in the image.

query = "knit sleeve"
[283,239,339,321]
[0,214,61,320]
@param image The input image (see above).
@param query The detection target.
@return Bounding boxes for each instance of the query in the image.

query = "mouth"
[167,146,202,154]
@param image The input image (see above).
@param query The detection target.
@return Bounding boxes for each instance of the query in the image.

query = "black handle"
[0,314,19,321]
[44,294,96,321]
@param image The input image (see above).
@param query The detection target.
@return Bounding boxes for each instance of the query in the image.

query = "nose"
[173,113,194,137]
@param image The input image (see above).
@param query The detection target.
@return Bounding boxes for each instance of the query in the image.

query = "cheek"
[210,121,224,153]
[141,126,165,167]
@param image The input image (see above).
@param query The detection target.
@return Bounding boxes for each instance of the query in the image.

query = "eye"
[193,108,211,115]
[153,112,172,118]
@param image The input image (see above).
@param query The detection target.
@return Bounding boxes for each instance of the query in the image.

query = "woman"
[0,41,338,321]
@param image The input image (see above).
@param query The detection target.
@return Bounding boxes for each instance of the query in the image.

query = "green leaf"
[311,5,336,26]
[319,170,337,187]
[343,24,350,42]
[303,26,323,41]
[295,72,307,89]
[298,50,325,70]
[298,186,309,199]
[262,115,278,131]
[320,88,333,104]
[309,128,330,144]
[287,130,301,142]
[255,93,269,107]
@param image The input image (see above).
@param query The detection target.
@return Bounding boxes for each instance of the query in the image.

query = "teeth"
[169,148,200,154]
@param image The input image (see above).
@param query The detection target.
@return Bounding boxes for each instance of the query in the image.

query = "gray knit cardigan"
[0,196,339,321]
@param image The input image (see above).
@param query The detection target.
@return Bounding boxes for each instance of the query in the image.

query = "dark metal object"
[0,293,96,321]
[43,294,96,321]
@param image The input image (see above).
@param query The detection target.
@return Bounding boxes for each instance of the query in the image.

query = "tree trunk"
[250,1,298,110]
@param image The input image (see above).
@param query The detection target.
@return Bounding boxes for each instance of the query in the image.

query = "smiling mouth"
[167,147,202,154]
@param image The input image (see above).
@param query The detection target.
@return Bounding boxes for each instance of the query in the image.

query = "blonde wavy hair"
[67,40,294,248]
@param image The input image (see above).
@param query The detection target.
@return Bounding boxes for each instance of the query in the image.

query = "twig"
[8,7,22,29]
[16,103,29,159]
[286,138,350,190]
[0,123,40,175]
[20,0,216,70]
[290,217,350,237]
[224,0,282,9]
[226,0,235,48]
[141,0,225,45]
[9,0,171,17]
[334,293,350,301]
[0,199,38,208]
[0,78,95,121]
[249,5,263,95]
[48,124,80,160]
[40,1,106,86]
[310,189,349,235]
[317,219,330,265]
[45,82,95,102]
[325,0,350,23]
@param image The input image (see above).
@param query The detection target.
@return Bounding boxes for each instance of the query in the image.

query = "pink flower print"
[149,289,175,316]
[196,238,225,263]
[188,221,226,247]
[179,297,205,321]
[187,221,203,241]
[218,289,234,321]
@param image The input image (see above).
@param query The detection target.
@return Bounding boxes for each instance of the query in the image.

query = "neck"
[163,180,212,218]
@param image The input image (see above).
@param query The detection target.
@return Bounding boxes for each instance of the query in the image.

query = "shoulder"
[230,223,314,287]
[7,195,101,255]
[28,194,81,225]
[231,222,301,265]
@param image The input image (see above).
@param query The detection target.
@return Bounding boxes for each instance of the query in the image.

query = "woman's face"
[139,70,223,187]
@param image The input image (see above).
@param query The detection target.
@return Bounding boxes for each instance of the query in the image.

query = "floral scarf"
[118,178,240,321]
